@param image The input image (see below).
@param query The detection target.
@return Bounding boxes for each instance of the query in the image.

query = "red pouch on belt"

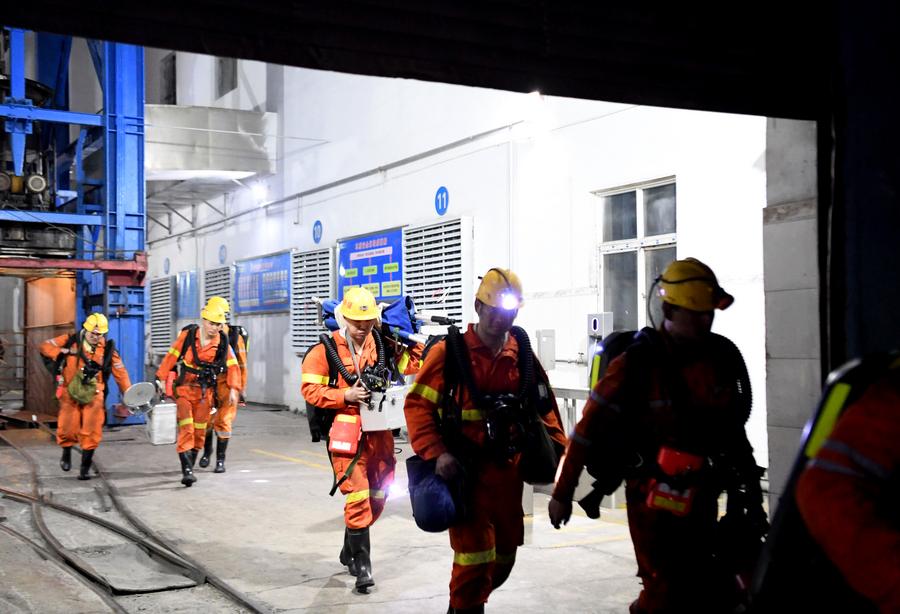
[328,414,362,455]
[646,446,705,517]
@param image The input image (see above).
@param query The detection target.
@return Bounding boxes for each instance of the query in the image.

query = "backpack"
[227,324,248,360]
[302,335,340,443]
[749,352,900,613]
[42,333,77,376]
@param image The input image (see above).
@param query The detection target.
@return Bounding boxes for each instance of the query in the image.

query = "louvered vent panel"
[403,217,473,325]
[291,248,334,354]
[203,266,232,306]
[150,276,175,354]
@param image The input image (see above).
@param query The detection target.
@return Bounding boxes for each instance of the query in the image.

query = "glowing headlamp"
[499,292,521,311]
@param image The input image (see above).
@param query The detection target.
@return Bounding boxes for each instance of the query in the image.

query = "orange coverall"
[301,331,417,529]
[796,368,900,613]
[213,326,248,439]
[404,324,567,610]
[553,329,758,613]
[40,333,131,451]
[156,329,241,454]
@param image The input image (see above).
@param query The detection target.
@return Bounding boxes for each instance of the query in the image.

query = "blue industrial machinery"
[0,27,146,424]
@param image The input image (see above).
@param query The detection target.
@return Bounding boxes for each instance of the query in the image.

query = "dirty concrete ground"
[0,405,640,613]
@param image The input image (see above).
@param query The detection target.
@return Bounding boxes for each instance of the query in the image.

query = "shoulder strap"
[214,331,229,366]
[101,338,115,380]
[179,324,199,363]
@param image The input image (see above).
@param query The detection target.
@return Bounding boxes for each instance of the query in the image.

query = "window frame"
[596,176,677,330]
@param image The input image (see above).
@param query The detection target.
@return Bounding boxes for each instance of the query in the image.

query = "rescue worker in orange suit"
[156,303,241,487]
[301,286,418,593]
[796,364,900,613]
[197,296,248,473]
[549,258,766,614]
[39,313,132,480]
[404,268,568,614]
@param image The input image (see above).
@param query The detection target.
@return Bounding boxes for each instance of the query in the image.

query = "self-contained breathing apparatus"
[174,324,229,394]
[441,324,562,485]
[302,326,393,443]
[44,332,117,403]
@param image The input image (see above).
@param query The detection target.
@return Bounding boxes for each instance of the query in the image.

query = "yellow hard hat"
[200,305,227,324]
[82,313,109,334]
[657,257,734,312]
[337,287,380,321]
[205,296,230,315]
[476,268,524,310]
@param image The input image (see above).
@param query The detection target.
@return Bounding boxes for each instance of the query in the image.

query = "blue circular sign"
[313,220,323,244]
[435,186,449,216]
[218,244,227,264]
[163,257,170,274]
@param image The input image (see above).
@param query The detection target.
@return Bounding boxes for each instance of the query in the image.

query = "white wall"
[146,63,768,464]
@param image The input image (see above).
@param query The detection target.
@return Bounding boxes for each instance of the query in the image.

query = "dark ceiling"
[3,2,829,120]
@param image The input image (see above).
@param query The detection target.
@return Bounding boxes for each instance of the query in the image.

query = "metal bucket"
[122,382,159,415]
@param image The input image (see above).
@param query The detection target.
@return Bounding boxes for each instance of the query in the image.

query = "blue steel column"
[99,42,146,424]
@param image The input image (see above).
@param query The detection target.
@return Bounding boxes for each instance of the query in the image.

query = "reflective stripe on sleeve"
[168,348,181,357]
[409,382,443,405]
[821,440,890,479]
[453,547,496,566]
[302,373,330,384]
[226,358,238,367]
[589,390,622,413]
[346,489,370,503]
[807,458,866,479]
[397,352,410,373]
[436,407,485,421]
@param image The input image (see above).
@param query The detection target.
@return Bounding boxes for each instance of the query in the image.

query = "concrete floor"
[1,405,641,613]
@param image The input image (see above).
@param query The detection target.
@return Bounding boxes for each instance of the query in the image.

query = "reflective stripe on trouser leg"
[213,400,237,440]
[175,397,196,453]
[367,431,396,523]
[333,430,396,529]
[448,460,524,609]
[191,390,214,449]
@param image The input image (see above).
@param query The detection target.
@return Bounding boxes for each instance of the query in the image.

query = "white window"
[597,178,676,330]
[216,57,237,99]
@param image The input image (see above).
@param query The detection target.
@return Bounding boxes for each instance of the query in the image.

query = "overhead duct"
[144,104,276,207]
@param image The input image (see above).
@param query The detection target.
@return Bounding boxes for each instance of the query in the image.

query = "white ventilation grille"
[203,266,232,306]
[150,276,176,354]
[403,216,474,326]
[291,248,334,354]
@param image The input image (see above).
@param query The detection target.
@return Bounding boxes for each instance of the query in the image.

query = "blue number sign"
[313,220,323,244]
[435,186,449,215]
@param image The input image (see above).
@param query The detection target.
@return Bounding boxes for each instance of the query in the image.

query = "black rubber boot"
[339,527,358,576]
[199,430,214,468]
[214,438,228,473]
[179,451,197,487]
[189,448,199,468]
[348,527,374,592]
[77,449,94,481]
[447,606,485,614]
[60,447,72,472]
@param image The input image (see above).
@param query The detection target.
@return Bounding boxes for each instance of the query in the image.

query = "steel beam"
[0,210,101,225]
[0,104,104,127]
[0,254,147,275]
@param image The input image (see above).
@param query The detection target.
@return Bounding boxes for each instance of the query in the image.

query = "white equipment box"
[359,385,409,432]
[145,402,177,445]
